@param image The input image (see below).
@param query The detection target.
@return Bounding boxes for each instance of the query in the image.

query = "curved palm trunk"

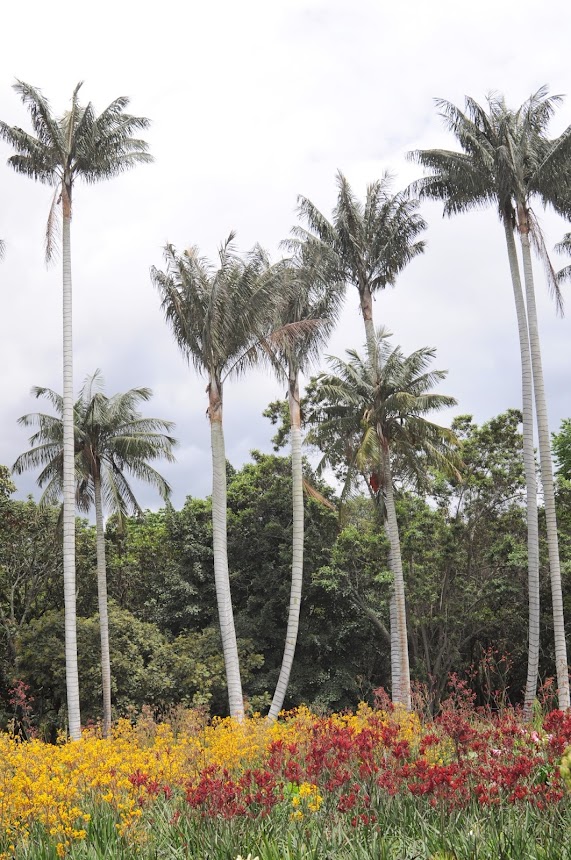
[209,379,244,720]
[360,283,410,708]
[93,471,112,737]
[382,450,411,709]
[268,368,304,721]
[519,210,570,710]
[503,220,540,717]
[62,204,81,740]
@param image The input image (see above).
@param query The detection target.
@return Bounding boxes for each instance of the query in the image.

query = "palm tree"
[308,331,460,709]
[409,89,571,711]
[152,235,296,720]
[13,373,176,736]
[292,171,426,362]
[0,81,152,737]
[291,171,426,706]
[267,254,343,721]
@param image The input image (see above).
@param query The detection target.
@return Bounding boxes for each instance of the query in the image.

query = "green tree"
[151,236,290,720]
[553,419,571,483]
[13,373,176,735]
[307,331,459,708]
[1,82,152,738]
[103,503,215,636]
[292,172,426,705]
[409,89,571,712]
[0,494,64,710]
[226,452,373,711]
[0,466,15,501]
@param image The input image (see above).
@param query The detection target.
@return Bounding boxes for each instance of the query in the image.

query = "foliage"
[13,373,177,517]
[2,401,571,728]
[553,418,571,482]
[226,452,377,711]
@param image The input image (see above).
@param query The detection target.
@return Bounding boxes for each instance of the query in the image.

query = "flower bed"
[1,704,571,858]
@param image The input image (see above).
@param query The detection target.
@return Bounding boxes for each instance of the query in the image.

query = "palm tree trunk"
[389,594,402,705]
[62,203,81,740]
[360,285,377,366]
[503,219,540,717]
[209,378,244,720]
[518,208,570,710]
[382,450,411,709]
[268,367,304,721]
[93,471,112,737]
[360,286,409,708]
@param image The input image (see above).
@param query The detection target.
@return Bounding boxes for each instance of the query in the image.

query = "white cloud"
[1,0,571,510]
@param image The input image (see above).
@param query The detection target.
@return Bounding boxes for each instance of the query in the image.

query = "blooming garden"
[2,697,571,859]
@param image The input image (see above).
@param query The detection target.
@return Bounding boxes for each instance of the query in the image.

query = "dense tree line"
[0,413,570,736]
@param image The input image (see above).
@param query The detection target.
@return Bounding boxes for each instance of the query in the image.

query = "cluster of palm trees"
[410,89,571,712]
[1,80,570,735]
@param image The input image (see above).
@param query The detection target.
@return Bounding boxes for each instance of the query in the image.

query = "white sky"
[1,0,570,509]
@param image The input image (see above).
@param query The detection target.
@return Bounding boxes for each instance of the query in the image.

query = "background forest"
[1,407,570,737]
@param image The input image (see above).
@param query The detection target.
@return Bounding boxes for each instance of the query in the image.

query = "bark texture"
[93,471,112,737]
[62,207,81,740]
[268,371,304,721]
[519,214,570,710]
[209,380,244,720]
[503,220,540,717]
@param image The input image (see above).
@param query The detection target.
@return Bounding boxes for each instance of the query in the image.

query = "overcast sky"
[1,0,570,511]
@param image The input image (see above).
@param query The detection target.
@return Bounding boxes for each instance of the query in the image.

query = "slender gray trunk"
[383,451,411,709]
[361,286,377,367]
[389,594,401,704]
[503,219,540,717]
[268,368,304,721]
[93,471,112,737]
[360,285,411,708]
[519,213,570,710]
[209,379,244,720]
[62,206,81,740]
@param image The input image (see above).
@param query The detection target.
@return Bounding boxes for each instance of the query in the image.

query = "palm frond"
[45,186,61,264]
[14,378,176,515]
[528,209,564,315]
[306,331,460,495]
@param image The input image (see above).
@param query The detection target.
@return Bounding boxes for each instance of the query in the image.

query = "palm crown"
[291,171,426,299]
[151,233,301,395]
[0,80,153,258]
[308,331,460,495]
[409,88,571,311]
[13,372,177,518]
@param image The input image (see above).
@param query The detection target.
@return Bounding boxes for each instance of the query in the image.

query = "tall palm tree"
[0,81,152,737]
[151,235,296,720]
[267,254,343,721]
[308,331,460,709]
[409,89,571,711]
[291,171,426,706]
[13,373,176,736]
